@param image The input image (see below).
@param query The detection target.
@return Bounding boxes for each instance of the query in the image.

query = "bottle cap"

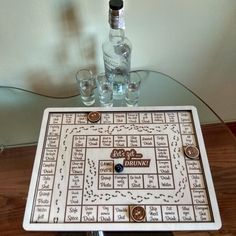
[109,0,123,10]
[87,112,101,123]
[184,145,200,159]
[109,0,125,29]
[130,206,146,222]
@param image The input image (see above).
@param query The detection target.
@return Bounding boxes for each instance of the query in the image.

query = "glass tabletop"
[0,70,234,148]
[0,70,236,236]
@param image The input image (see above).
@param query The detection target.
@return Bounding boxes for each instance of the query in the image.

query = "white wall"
[0,0,235,121]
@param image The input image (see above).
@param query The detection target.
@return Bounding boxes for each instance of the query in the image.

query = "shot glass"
[125,72,141,107]
[96,73,113,107]
[76,69,95,106]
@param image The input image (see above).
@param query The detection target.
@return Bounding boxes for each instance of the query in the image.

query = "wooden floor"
[0,123,235,236]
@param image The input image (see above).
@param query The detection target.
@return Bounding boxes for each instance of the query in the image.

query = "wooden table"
[0,123,235,236]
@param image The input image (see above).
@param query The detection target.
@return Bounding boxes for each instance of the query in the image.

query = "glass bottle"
[102,0,132,99]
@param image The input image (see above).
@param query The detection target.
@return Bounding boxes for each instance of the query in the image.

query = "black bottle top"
[109,0,123,10]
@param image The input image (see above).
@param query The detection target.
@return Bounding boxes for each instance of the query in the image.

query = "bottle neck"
[109,28,125,43]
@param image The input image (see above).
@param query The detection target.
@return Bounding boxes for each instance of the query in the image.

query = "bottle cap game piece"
[115,163,124,173]
[130,206,146,222]
[87,112,101,123]
[184,145,200,159]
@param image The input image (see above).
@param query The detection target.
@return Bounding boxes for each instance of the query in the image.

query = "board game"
[23,106,221,231]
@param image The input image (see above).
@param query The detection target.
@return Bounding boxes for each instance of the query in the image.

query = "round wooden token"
[184,145,200,159]
[87,112,101,123]
[131,206,146,222]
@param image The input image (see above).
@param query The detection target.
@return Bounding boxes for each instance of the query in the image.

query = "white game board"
[23,106,221,231]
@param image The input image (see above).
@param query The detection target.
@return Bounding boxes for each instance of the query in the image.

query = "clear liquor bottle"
[102,0,132,99]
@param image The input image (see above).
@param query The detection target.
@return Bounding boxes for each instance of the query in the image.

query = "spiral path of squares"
[31,110,213,224]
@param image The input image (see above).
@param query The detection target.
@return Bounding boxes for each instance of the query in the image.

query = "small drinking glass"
[112,72,128,100]
[96,73,113,107]
[76,69,96,106]
[125,72,141,107]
